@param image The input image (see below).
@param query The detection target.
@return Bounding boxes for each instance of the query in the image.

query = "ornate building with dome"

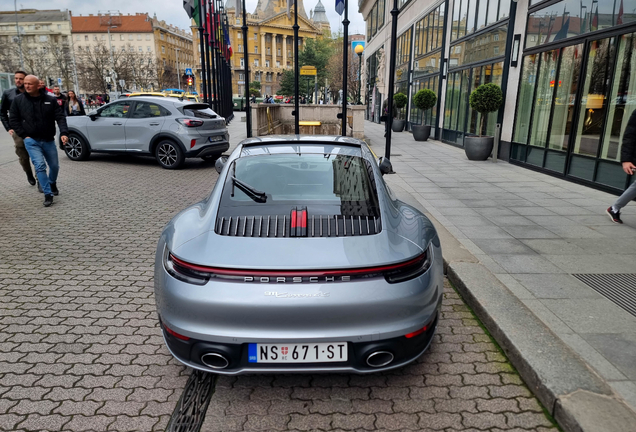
[223,0,332,96]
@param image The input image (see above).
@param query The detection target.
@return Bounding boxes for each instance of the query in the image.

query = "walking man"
[607,109,636,224]
[9,75,68,207]
[0,70,36,186]
[52,86,66,108]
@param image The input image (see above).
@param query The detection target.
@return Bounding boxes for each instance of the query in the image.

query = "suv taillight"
[177,118,204,127]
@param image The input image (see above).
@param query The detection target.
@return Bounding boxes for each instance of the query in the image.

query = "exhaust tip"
[201,352,229,369]
[366,351,394,368]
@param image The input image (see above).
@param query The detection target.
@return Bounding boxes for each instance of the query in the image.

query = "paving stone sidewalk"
[364,120,636,414]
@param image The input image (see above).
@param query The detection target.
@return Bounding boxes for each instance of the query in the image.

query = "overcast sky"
[12,0,366,36]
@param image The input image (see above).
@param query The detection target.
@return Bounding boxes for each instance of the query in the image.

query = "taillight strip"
[170,252,425,277]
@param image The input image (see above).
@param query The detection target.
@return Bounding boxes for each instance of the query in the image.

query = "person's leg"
[12,134,34,177]
[41,140,59,186]
[24,138,52,196]
[613,180,636,211]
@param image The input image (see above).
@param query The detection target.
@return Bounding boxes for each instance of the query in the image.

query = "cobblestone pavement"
[0,151,219,432]
[201,279,558,432]
[0,122,557,431]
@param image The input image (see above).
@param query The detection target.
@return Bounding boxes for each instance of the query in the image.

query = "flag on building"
[591,5,598,31]
[617,0,624,25]
[553,17,570,41]
[336,0,345,16]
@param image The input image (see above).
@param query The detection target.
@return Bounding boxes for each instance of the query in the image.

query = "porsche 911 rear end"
[154,137,443,374]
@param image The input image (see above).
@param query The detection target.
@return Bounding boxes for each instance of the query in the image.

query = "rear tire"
[155,140,184,169]
[64,134,90,161]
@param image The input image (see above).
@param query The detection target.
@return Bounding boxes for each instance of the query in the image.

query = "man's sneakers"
[26,171,36,186]
[50,183,59,196]
[606,207,623,224]
[43,194,53,207]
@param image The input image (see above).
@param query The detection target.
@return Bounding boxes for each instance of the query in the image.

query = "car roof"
[129,92,165,97]
[239,135,365,147]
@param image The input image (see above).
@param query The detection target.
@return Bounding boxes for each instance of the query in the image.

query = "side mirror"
[215,155,229,174]
[89,113,98,121]
[378,157,393,176]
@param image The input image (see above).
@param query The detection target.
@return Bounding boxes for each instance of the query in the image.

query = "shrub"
[469,83,503,136]
[394,92,408,109]
[413,89,437,112]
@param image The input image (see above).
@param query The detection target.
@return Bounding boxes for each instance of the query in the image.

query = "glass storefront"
[366,48,383,122]
[394,28,413,121]
[512,0,636,191]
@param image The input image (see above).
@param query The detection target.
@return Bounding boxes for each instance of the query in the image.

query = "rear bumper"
[185,142,229,158]
[159,311,439,374]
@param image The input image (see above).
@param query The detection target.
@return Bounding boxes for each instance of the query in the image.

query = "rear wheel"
[64,134,90,161]
[155,140,184,169]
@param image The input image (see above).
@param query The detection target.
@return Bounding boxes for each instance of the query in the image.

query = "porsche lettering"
[244,276,351,283]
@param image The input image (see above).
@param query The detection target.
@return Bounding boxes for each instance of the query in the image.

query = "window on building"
[84,35,88,41]
[276,61,280,67]
[278,48,281,55]
[238,44,243,52]
[137,34,142,40]
[255,46,258,53]
[267,47,271,54]
[254,32,257,40]
[93,35,98,41]
[128,34,133,40]
[57,24,62,30]
[76,35,80,41]
[237,18,241,25]
[266,60,270,67]
[120,34,125,41]
[147,46,152,51]
[162,46,165,53]
[238,32,242,39]
[255,59,259,67]
[161,33,164,40]
[139,46,143,52]
[240,58,245,67]
[239,73,244,80]
[146,34,151,40]
[130,46,135,52]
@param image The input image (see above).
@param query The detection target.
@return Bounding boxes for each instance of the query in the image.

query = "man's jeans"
[23,138,59,196]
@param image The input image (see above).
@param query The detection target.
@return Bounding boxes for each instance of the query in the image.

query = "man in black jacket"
[0,70,36,186]
[607,109,636,224]
[9,75,69,207]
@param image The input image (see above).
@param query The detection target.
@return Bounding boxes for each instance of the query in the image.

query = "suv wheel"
[64,134,90,161]
[155,140,184,169]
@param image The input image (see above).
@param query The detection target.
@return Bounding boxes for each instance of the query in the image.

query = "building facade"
[360,0,636,193]
[151,16,195,90]
[0,9,75,90]
[224,0,329,96]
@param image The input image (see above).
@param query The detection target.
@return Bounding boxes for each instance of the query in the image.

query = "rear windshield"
[182,104,217,118]
[221,154,380,216]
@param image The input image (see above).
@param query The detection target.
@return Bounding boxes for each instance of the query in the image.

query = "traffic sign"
[185,68,193,76]
[119,79,125,87]
[300,66,317,76]
[57,77,62,85]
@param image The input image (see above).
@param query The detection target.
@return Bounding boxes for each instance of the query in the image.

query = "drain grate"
[572,274,636,317]
[167,370,216,432]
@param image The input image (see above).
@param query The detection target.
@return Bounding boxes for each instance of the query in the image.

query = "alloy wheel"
[158,143,178,167]
[67,136,82,159]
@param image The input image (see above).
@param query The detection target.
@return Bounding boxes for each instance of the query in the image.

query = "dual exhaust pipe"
[200,350,394,369]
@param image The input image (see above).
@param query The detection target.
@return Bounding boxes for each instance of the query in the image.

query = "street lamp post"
[175,47,181,90]
[355,44,364,105]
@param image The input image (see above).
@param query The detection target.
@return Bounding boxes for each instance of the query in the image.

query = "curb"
[386,179,636,432]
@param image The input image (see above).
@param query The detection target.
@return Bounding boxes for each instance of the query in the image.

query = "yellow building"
[224,0,330,97]
[151,16,195,90]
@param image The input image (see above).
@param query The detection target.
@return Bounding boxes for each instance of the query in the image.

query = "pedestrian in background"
[9,75,69,207]
[52,86,66,108]
[0,70,36,186]
[607,109,636,224]
[64,90,85,117]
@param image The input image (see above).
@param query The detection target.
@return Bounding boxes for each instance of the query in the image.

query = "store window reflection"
[530,49,560,149]
[600,32,636,161]
[513,54,538,144]
[549,44,583,151]
[573,37,616,157]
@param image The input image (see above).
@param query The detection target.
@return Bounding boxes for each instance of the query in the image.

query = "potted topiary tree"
[391,92,408,132]
[411,89,437,141]
[464,83,503,160]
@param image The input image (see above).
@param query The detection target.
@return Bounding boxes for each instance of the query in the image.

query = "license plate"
[208,136,223,142]
[248,342,348,363]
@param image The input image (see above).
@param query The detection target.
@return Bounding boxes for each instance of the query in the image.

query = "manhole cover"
[167,370,216,432]
[572,274,636,317]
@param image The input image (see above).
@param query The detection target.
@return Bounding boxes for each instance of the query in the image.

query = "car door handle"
[149,123,160,126]
[113,122,123,125]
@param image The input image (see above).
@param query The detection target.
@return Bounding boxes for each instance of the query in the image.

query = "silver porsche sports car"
[154,136,443,374]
